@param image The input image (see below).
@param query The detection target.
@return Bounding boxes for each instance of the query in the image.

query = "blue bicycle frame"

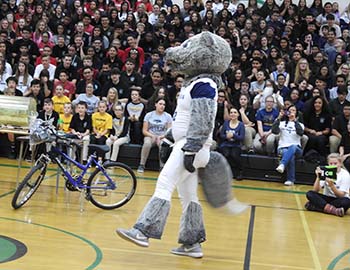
[48,145,116,190]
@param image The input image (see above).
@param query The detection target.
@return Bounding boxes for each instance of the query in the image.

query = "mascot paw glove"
[159,140,173,164]
[183,152,196,173]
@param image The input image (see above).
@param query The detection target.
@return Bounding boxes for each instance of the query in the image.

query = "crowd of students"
[1,0,350,211]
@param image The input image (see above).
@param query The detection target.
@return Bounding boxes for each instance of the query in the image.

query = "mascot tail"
[198,151,249,215]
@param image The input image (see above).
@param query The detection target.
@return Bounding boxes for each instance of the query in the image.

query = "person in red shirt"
[124,35,145,69]
[54,70,76,100]
[35,45,57,66]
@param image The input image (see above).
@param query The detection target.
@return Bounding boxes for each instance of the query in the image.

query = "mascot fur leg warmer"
[134,197,170,239]
[178,201,206,245]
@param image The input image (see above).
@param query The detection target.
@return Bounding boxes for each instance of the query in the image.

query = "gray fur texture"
[198,151,233,208]
[164,31,232,78]
[134,197,170,239]
[182,98,216,152]
[178,201,206,245]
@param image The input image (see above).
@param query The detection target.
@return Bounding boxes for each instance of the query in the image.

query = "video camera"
[318,165,337,181]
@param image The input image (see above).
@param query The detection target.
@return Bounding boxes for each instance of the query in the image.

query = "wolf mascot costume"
[117,31,248,258]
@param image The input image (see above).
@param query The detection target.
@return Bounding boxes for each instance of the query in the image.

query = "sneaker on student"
[284,180,294,186]
[171,243,203,258]
[116,228,149,247]
[276,164,285,173]
[137,165,145,173]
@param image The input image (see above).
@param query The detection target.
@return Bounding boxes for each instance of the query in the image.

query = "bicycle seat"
[88,144,110,154]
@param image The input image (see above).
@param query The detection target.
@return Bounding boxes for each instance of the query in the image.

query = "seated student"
[58,102,73,134]
[272,105,304,186]
[5,77,23,96]
[328,85,350,118]
[105,103,130,162]
[72,83,100,115]
[69,101,92,163]
[339,120,350,173]
[238,93,256,153]
[125,88,146,144]
[37,98,59,126]
[53,70,76,100]
[218,107,245,180]
[303,96,332,157]
[24,79,45,113]
[36,98,60,156]
[253,95,279,156]
[305,153,350,217]
[330,104,350,153]
[52,85,71,115]
[137,98,172,173]
[91,100,113,161]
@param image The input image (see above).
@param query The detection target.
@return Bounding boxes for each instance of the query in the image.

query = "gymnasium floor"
[0,157,349,270]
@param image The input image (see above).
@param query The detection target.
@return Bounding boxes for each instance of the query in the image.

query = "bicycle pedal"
[65,180,79,192]
[85,193,91,201]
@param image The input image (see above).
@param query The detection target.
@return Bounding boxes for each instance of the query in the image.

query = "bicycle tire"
[11,163,47,209]
[86,162,137,210]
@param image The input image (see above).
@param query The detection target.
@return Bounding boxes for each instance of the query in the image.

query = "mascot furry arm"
[181,82,217,172]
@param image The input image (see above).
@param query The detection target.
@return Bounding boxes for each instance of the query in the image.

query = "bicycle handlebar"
[41,121,82,149]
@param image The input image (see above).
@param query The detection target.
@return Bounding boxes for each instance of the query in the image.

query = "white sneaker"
[116,228,149,247]
[276,164,285,173]
[284,180,294,186]
[171,243,203,258]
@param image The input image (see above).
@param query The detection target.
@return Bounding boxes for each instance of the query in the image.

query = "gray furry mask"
[164,31,232,80]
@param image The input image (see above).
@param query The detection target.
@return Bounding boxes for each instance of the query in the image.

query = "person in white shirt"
[148,4,161,25]
[33,55,56,80]
[305,153,350,217]
[272,105,304,186]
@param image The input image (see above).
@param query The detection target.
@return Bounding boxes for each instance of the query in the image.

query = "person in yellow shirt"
[52,85,71,114]
[91,100,113,160]
[58,103,73,134]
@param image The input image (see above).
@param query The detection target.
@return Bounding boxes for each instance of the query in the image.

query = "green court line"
[0,190,15,199]
[0,163,309,195]
[327,249,350,270]
[233,184,307,195]
[0,217,102,270]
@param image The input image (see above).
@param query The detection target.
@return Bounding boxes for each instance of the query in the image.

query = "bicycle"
[12,119,137,210]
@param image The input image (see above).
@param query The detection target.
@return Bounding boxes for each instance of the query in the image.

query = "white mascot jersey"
[172,78,218,144]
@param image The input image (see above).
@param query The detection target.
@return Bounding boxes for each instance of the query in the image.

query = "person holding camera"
[272,105,304,186]
[305,153,350,217]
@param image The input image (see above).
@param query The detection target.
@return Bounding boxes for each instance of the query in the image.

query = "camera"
[318,165,337,181]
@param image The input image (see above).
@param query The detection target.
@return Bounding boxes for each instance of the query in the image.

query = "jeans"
[278,144,303,183]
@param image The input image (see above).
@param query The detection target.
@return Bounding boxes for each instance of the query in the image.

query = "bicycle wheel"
[11,163,47,209]
[86,162,137,210]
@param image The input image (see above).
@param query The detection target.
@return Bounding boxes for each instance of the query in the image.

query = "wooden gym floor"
[0,157,349,270]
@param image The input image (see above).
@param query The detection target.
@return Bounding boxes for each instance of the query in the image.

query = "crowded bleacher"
[1,0,350,184]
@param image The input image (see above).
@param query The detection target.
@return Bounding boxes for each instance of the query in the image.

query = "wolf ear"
[200,31,215,47]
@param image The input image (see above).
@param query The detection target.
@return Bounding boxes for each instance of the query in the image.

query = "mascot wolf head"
[164,31,232,77]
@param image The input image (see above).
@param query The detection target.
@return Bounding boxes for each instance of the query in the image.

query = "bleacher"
[114,144,316,185]
[0,134,316,185]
